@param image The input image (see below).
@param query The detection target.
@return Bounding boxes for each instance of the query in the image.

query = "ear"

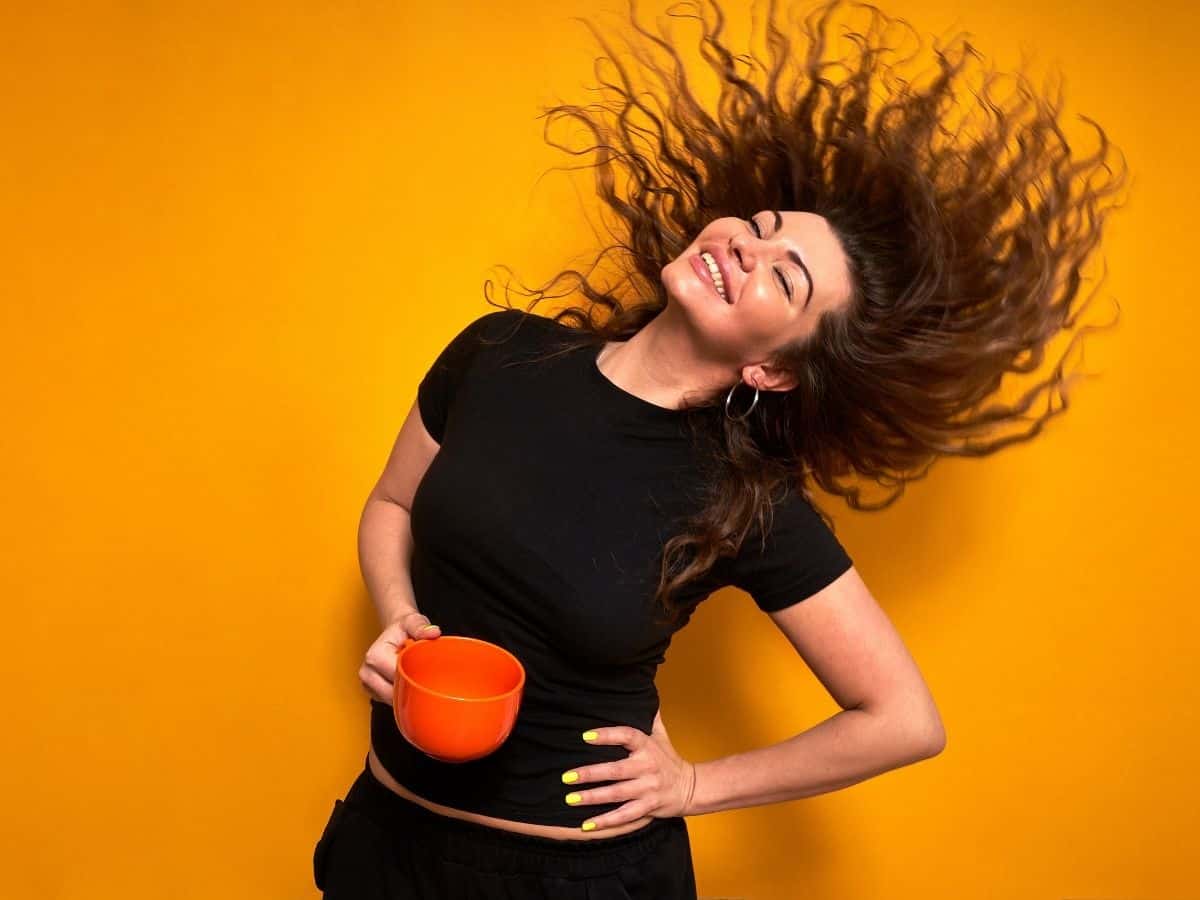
[744,363,798,394]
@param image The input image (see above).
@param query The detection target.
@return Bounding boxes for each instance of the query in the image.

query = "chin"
[663,290,732,350]
[663,258,719,312]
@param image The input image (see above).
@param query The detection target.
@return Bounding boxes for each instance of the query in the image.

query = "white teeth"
[699,251,727,301]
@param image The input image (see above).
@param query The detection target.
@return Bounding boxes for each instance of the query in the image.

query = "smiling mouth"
[692,252,731,303]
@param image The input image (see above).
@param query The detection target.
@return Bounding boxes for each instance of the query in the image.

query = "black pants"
[312,755,699,899]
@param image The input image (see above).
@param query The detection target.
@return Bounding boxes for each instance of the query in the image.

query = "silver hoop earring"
[724,382,760,422]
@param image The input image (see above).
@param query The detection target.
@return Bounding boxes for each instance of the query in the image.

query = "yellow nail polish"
[581,821,596,831]
[565,792,582,805]
[562,771,579,784]
[582,730,598,742]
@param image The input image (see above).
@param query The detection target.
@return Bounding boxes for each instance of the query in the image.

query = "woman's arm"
[358,497,421,628]
[689,566,945,815]
[687,707,942,816]
[357,396,441,627]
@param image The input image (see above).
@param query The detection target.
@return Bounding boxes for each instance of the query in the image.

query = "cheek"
[736,285,785,330]
[738,297,804,357]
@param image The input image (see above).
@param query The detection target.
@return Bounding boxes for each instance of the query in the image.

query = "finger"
[358,666,394,703]
[366,647,401,674]
[398,611,441,639]
[364,661,396,690]
[565,776,645,809]
[582,726,642,749]
[369,627,428,669]
[563,760,633,785]
[577,798,656,832]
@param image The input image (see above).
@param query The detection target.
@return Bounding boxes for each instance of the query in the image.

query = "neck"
[597,308,732,410]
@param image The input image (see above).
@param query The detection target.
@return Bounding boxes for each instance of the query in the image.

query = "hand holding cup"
[358,610,441,704]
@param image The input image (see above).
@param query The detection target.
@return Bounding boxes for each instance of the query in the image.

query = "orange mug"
[393,634,526,763]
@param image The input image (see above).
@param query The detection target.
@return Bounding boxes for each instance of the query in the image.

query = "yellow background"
[3,1,1195,897]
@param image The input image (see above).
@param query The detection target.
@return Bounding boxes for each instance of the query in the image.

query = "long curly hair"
[475,0,1129,628]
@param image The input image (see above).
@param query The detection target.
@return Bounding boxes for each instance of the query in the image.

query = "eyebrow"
[771,209,814,310]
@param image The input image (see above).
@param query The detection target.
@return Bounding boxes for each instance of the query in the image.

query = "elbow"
[882,708,947,759]
[923,727,947,758]
[863,695,947,758]
[917,716,947,757]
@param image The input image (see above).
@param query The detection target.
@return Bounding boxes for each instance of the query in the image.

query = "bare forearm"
[686,707,941,816]
[357,496,420,628]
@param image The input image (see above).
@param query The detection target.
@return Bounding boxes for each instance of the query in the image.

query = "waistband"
[342,753,685,878]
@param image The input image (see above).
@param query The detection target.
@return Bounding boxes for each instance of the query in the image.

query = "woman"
[313,0,1127,896]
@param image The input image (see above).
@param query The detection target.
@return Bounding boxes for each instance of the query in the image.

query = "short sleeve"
[416,310,519,443]
[725,488,854,613]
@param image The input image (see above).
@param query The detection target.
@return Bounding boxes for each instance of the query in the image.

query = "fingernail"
[420,624,437,631]
[561,771,579,784]
[581,821,597,831]
[582,730,598,742]
[565,792,582,805]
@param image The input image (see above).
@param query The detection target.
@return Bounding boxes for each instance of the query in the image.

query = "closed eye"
[747,217,793,302]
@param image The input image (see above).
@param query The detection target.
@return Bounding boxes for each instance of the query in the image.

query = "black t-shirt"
[369,308,853,826]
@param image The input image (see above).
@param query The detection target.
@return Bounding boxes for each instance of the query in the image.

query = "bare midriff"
[366,744,656,842]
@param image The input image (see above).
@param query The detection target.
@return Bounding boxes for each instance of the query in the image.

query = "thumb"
[399,610,440,636]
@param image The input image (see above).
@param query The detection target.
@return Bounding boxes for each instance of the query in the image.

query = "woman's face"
[661,210,852,383]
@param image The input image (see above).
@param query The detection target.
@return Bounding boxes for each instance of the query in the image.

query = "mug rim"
[396,634,526,703]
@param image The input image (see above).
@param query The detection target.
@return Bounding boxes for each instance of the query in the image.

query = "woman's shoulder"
[463,306,570,338]
[437,308,582,376]
[478,307,589,352]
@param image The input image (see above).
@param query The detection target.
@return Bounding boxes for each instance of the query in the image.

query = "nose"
[729,234,755,271]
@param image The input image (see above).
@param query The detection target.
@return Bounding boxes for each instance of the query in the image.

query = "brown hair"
[477,0,1129,628]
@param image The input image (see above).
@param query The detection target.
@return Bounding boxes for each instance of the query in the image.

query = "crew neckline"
[586,341,688,419]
